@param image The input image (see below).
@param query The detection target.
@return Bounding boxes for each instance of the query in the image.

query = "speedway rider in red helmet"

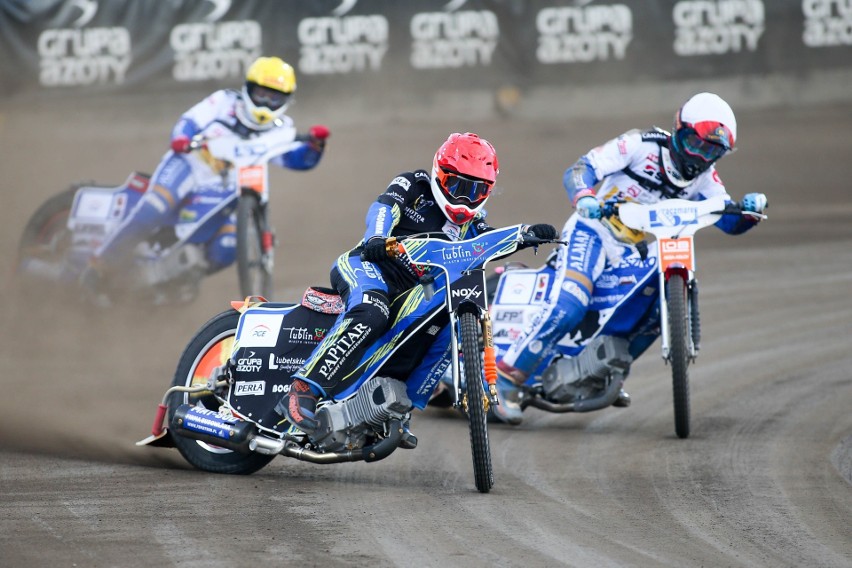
[493,93,769,425]
[264,132,557,435]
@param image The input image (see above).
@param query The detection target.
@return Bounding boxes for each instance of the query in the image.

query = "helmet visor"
[436,168,493,204]
[247,83,290,110]
[675,126,729,163]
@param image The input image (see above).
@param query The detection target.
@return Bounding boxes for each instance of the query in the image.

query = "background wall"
[2,0,851,122]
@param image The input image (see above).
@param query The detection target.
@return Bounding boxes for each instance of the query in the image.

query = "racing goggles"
[675,123,731,163]
[247,83,291,110]
[436,168,493,205]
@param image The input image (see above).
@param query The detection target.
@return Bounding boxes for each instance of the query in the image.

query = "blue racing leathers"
[501,127,761,377]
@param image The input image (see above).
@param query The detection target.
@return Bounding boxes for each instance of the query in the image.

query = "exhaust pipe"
[522,376,624,413]
[172,405,404,463]
[171,404,258,454]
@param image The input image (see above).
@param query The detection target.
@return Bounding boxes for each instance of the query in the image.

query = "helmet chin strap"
[235,99,278,131]
[660,147,694,188]
[445,203,475,224]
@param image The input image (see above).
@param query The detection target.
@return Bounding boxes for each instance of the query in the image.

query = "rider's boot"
[399,421,418,450]
[281,378,319,434]
[78,260,112,308]
[490,374,524,426]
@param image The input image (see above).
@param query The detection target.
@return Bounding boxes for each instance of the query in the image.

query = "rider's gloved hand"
[171,135,192,154]
[528,224,558,241]
[740,192,768,214]
[309,125,330,146]
[575,195,602,219]
[361,237,389,263]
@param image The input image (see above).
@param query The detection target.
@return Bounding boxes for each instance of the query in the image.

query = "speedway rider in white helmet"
[493,92,769,425]
[83,56,330,290]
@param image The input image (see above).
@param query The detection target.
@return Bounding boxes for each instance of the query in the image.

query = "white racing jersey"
[170,89,300,187]
[576,127,732,244]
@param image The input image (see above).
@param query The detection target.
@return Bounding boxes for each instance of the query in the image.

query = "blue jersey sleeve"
[273,141,324,171]
[363,201,397,242]
[714,203,759,235]
[563,157,599,204]
[171,117,199,140]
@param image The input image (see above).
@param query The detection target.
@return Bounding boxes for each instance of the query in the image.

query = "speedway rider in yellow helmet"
[83,56,330,294]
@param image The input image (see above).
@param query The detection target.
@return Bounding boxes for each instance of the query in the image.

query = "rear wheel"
[460,311,494,493]
[667,273,691,439]
[236,192,273,300]
[169,309,274,474]
[17,187,77,279]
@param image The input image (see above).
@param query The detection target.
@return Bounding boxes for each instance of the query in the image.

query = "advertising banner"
[0,0,850,99]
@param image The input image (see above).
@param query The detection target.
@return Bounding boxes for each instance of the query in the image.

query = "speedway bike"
[488,196,765,438]
[138,225,558,493]
[16,126,304,305]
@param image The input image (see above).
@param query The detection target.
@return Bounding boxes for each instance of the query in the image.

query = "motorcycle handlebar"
[520,233,567,247]
[600,199,765,220]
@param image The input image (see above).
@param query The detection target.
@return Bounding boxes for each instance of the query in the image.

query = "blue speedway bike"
[16,126,304,305]
[488,197,765,438]
[138,225,559,493]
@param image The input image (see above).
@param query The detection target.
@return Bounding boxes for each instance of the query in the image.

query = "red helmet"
[430,132,499,224]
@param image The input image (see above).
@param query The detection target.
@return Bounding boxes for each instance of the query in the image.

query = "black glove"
[361,238,389,263]
[528,224,558,241]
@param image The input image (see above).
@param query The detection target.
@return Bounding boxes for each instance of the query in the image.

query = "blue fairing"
[333,225,524,402]
[178,185,238,244]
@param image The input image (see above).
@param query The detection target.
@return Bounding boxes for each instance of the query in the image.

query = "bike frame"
[394,225,526,405]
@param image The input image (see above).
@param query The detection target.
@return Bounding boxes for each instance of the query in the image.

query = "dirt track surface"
[1,94,851,568]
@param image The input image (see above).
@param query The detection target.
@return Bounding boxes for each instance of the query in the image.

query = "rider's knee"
[206,229,236,271]
[348,289,391,331]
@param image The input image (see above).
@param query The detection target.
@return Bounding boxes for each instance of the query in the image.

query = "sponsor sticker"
[238,312,284,348]
[234,381,265,396]
[497,272,538,305]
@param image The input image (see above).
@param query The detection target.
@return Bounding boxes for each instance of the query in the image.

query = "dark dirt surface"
[1,93,850,567]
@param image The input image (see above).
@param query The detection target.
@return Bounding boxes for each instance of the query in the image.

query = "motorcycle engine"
[542,336,633,403]
[312,376,412,452]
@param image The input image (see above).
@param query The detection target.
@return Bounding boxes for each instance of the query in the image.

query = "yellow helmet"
[240,56,296,127]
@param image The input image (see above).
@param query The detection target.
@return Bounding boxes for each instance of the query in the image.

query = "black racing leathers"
[293,169,493,396]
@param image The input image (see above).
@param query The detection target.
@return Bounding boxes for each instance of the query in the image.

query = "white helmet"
[671,92,737,179]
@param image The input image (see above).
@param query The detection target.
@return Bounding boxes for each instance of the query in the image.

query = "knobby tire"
[667,273,691,439]
[460,311,494,493]
[17,187,77,270]
[237,193,273,299]
[169,309,274,474]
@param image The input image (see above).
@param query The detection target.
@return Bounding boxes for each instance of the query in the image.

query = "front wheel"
[666,273,691,439]
[168,309,274,474]
[236,192,274,299]
[460,311,494,493]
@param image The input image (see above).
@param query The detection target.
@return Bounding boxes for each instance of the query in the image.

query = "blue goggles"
[438,169,493,204]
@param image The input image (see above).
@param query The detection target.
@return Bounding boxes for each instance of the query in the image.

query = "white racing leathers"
[501,127,742,377]
[96,89,318,269]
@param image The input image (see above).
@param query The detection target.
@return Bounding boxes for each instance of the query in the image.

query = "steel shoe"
[612,388,631,408]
